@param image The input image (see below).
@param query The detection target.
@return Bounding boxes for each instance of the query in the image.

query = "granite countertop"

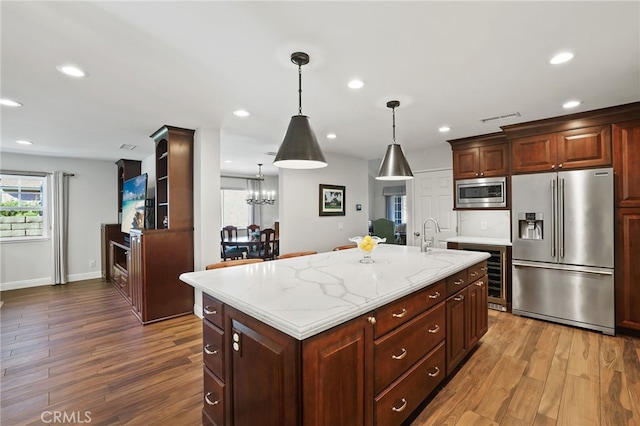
[446,236,512,246]
[180,245,489,340]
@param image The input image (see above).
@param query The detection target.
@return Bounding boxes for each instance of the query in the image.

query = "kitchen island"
[180,245,490,426]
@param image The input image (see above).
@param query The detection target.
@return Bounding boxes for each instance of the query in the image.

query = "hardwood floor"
[2,279,639,425]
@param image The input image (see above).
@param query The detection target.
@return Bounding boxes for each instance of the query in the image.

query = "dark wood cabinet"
[116,159,142,222]
[613,120,640,208]
[468,277,488,348]
[101,223,123,281]
[615,208,640,332]
[510,125,611,174]
[449,133,509,180]
[445,287,469,375]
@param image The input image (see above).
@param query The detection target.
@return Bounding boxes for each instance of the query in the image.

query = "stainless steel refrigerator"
[511,167,614,335]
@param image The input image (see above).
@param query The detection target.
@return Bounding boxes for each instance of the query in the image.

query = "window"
[0,174,48,241]
[382,185,407,226]
[221,189,250,228]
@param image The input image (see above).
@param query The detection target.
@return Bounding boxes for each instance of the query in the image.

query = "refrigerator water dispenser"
[518,212,543,240]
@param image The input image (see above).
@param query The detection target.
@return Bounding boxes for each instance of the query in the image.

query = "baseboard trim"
[1,271,103,291]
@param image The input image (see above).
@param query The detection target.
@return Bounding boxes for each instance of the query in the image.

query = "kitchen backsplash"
[458,210,511,239]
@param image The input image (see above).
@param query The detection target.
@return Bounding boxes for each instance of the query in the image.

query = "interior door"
[409,169,457,248]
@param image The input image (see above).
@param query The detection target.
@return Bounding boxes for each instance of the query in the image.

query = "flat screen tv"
[121,173,148,234]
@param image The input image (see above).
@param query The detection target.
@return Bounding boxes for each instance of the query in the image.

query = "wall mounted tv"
[121,173,148,234]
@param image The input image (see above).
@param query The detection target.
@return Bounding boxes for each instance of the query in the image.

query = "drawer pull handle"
[368,316,377,325]
[481,266,487,271]
[204,392,219,406]
[428,366,440,377]
[470,271,478,277]
[454,295,465,301]
[203,307,217,315]
[391,348,407,360]
[476,281,484,287]
[392,309,407,318]
[454,279,464,285]
[428,291,440,299]
[204,344,218,355]
[392,398,408,412]
[428,325,440,334]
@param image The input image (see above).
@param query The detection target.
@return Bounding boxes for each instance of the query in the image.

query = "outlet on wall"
[89,260,96,268]
[480,221,487,230]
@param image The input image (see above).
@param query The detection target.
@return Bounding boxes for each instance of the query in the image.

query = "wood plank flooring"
[2,279,640,425]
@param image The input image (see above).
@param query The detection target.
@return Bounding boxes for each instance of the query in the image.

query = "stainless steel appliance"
[456,176,507,209]
[458,243,507,311]
[511,168,614,335]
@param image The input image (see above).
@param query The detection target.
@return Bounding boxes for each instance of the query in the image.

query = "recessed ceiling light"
[347,79,364,89]
[56,65,87,78]
[16,140,33,145]
[233,109,250,117]
[223,160,233,163]
[439,126,451,133]
[0,98,22,107]
[563,100,582,109]
[550,52,574,65]
[326,133,337,139]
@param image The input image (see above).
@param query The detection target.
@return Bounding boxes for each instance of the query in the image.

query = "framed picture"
[319,184,345,216]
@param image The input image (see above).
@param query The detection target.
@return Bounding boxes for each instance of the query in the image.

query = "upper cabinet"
[613,119,640,208]
[510,125,611,174]
[449,133,509,180]
[151,125,195,230]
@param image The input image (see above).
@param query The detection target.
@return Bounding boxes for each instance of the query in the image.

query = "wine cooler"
[458,243,507,311]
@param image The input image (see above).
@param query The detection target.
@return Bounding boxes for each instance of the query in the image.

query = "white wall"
[279,152,369,254]
[0,153,116,289]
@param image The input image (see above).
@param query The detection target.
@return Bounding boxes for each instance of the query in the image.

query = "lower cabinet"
[201,261,488,426]
[615,208,640,331]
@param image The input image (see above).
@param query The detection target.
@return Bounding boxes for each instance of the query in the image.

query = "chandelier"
[246,163,275,205]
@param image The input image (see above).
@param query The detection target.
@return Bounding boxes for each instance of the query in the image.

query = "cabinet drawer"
[203,367,225,426]
[203,293,224,328]
[375,342,445,426]
[374,303,445,394]
[203,320,224,379]
[446,269,468,297]
[467,261,487,282]
[374,281,445,337]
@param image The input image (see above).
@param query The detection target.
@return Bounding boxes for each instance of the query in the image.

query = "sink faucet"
[421,218,441,252]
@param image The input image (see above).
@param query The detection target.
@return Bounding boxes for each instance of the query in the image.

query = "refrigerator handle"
[559,178,565,259]
[551,179,556,258]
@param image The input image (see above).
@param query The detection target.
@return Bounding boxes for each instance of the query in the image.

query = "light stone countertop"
[446,236,512,246]
[180,245,490,340]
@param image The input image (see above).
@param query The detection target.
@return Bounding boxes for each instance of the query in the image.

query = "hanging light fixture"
[273,52,328,169]
[376,100,414,180]
[246,163,275,205]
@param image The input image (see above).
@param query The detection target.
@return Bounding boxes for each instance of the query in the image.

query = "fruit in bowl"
[348,235,386,263]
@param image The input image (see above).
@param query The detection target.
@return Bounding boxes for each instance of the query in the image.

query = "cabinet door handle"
[392,398,408,412]
[427,325,440,334]
[204,344,218,355]
[428,291,441,299]
[454,295,465,301]
[476,281,484,287]
[391,348,407,360]
[558,163,563,168]
[203,307,217,315]
[470,271,478,277]
[392,309,407,318]
[480,266,487,271]
[368,316,377,325]
[204,392,219,406]
[428,366,440,377]
[454,279,465,286]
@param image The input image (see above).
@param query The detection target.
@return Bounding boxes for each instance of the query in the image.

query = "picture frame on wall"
[319,184,345,216]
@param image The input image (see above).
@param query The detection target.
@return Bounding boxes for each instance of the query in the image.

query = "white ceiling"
[1,1,639,177]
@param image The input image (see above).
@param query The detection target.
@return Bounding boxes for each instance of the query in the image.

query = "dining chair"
[372,218,398,244]
[221,226,243,260]
[278,251,317,259]
[333,244,357,251]
[206,258,264,270]
[247,228,278,260]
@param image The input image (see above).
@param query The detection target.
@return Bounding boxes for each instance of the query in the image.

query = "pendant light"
[273,52,328,169]
[376,100,414,180]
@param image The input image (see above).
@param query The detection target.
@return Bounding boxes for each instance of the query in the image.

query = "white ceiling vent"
[265,151,277,156]
[118,143,137,150]
[480,112,521,123]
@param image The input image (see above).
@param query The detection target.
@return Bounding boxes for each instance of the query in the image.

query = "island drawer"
[374,303,445,394]
[375,341,445,426]
[203,320,224,379]
[468,260,488,282]
[203,293,224,328]
[374,280,445,338]
[446,269,468,297]
[203,366,225,425]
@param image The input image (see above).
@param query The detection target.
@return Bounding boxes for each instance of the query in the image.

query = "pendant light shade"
[376,100,414,180]
[273,52,328,169]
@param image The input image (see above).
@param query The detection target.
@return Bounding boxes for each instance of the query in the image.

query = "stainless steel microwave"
[456,176,507,208]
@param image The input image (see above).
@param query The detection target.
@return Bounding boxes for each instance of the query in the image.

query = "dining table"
[221,235,280,258]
